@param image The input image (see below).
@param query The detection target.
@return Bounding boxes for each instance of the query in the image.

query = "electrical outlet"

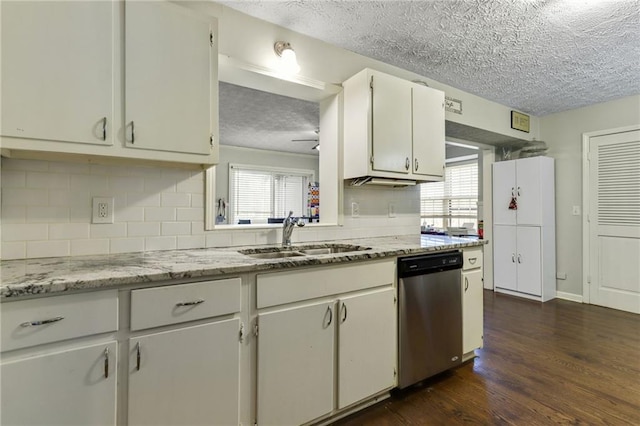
[351,202,360,218]
[92,197,114,224]
[388,203,396,218]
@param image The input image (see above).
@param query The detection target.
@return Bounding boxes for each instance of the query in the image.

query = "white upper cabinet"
[1,1,114,146]
[493,157,554,226]
[412,84,446,178]
[343,68,445,182]
[370,72,413,174]
[0,1,218,166]
[124,1,217,157]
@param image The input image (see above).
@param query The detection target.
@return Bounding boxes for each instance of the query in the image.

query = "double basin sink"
[238,244,371,259]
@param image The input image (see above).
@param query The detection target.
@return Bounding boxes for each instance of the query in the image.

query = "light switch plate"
[92,197,114,224]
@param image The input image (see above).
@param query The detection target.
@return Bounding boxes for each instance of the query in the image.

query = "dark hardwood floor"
[335,291,640,425]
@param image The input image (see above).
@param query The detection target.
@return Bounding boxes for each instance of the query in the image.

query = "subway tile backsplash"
[1,158,420,260]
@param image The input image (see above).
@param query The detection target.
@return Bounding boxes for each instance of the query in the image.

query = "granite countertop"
[0,235,486,299]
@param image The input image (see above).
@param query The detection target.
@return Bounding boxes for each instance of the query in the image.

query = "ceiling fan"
[292,129,320,150]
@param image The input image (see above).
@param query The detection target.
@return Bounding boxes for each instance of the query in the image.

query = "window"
[420,159,478,231]
[229,164,314,224]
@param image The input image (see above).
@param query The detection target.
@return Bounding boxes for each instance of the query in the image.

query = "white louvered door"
[588,129,640,314]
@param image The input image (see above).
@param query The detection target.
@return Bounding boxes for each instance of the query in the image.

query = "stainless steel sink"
[298,245,370,255]
[240,250,305,259]
[238,244,370,259]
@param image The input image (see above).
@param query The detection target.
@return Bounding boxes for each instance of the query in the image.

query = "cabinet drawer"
[130,278,241,331]
[257,260,395,309]
[463,248,483,271]
[1,290,118,352]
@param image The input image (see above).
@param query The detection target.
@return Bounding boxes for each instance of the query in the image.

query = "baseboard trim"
[556,291,583,303]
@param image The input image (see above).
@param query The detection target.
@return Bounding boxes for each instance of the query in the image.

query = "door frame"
[581,124,640,304]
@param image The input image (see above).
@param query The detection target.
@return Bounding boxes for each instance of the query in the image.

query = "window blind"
[420,160,478,229]
[229,164,313,224]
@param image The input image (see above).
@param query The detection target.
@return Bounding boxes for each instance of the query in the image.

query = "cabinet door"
[128,320,240,426]
[412,85,445,178]
[493,225,517,290]
[516,157,543,225]
[338,288,396,409]
[462,269,484,354]
[516,226,542,296]
[492,161,517,225]
[1,341,117,426]
[371,71,412,174]
[1,1,113,145]
[125,1,215,156]
[257,301,335,426]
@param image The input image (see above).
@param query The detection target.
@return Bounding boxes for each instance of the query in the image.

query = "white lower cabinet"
[462,248,484,358]
[0,290,119,426]
[494,225,544,297]
[338,289,396,409]
[255,261,397,425]
[257,301,335,426]
[1,341,118,426]
[128,319,240,426]
[257,288,396,425]
[127,278,242,426]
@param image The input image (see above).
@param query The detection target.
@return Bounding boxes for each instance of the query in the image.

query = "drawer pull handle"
[518,254,522,264]
[20,316,64,327]
[176,299,205,307]
[341,303,348,323]
[104,347,109,379]
[468,257,477,264]
[326,305,333,326]
[465,276,469,292]
[136,342,141,371]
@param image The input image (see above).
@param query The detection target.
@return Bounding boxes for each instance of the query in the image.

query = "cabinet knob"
[326,305,333,327]
[104,347,110,379]
[101,117,107,141]
[136,342,141,371]
[130,121,136,144]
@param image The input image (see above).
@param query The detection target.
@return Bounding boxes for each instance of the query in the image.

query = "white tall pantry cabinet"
[492,157,556,301]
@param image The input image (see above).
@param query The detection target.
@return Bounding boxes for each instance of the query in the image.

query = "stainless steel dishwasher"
[397,251,463,389]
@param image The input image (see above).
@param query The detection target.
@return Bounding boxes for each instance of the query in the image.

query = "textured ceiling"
[220,0,640,117]
[219,81,320,155]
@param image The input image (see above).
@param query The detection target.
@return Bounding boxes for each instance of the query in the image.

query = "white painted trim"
[482,148,495,290]
[582,133,590,304]
[205,166,215,230]
[556,291,583,304]
[581,124,640,305]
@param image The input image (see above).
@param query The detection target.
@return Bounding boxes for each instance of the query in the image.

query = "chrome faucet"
[282,211,305,248]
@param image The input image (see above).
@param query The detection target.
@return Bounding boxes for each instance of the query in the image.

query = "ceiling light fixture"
[274,41,301,75]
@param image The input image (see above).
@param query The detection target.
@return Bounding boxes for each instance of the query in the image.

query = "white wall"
[0,157,418,260]
[540,94,640,297]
